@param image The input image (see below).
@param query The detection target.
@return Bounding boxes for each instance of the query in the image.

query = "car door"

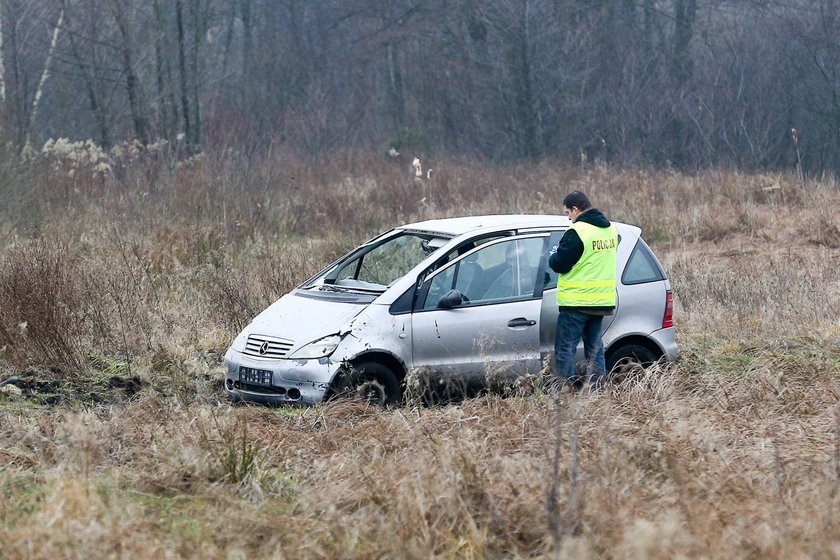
[410,235,548,390]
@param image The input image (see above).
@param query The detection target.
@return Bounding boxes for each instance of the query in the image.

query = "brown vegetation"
[1,152,839,558]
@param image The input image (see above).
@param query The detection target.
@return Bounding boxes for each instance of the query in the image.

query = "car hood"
[246,290,369,350]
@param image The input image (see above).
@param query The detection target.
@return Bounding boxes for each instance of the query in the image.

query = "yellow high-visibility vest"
[556,221,618,307]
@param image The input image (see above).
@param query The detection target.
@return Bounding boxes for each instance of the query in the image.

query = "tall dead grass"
[2,359,840,558]
[1,149,839,557]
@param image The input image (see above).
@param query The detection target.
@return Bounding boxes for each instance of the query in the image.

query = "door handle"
[508,318,536,327]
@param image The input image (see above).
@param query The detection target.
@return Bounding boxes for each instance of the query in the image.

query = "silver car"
[223,215,678,405]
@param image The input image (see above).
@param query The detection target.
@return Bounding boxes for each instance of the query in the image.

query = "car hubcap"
[356,379,387,404]
[611,357,644,379]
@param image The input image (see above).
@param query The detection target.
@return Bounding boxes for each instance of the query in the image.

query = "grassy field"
[1,148,839,558]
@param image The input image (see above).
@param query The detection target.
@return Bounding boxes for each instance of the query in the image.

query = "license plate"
[239,366,273,386]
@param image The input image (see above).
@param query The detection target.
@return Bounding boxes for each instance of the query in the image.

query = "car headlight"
[286,334,342,359]
[230,329,249,352]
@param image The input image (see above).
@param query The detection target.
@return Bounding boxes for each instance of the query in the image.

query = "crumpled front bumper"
[223,348,343,405]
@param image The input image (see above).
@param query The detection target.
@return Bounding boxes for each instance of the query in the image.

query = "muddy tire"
[331,361,401,405]
[606,344,658,381]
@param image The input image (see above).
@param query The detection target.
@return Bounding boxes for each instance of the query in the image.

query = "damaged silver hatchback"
[223,215,678,405]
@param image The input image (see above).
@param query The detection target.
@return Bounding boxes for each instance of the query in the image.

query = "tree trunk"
[26,6,64,147]
[665,0,698,167]
[112,0,149,145]
[64,1,110,148]
[0,0,6,104]
[188,0,206,149]
[175,0,193,151]
[507,0,539,159]
[153,0,177,143]
[386,42,405,134]
[240,0,252,107]
[672,0,698,84]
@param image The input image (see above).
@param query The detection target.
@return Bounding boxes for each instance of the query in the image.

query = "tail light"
[662,290,674,328]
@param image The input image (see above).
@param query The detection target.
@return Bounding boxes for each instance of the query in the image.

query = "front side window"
[422,237,546,309]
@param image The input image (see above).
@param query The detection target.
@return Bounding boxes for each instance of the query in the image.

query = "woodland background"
[2,0,840,172]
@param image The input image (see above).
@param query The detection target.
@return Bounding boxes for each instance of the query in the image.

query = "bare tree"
[153,0,178,144]
[0,0,6,104]
[25,4,64,147]
[109,0,149,144]
[63,0,111,148]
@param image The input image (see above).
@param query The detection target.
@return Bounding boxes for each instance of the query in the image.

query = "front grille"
[243,334,294,359]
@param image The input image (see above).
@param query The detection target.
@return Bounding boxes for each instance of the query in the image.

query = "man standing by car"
[549,191,618,388]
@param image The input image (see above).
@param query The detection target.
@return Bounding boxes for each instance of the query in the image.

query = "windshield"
[302,230,451,293]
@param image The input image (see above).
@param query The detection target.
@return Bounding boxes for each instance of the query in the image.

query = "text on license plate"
[239,366,273,386]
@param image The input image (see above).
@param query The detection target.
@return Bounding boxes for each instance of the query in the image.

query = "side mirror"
[437,289,466,309]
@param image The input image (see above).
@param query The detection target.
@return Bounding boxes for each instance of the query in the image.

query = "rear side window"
[622,239,665,285]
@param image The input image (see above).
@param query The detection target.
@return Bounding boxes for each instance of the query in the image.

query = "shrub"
[0,240,108,373]
[0,141,40,235]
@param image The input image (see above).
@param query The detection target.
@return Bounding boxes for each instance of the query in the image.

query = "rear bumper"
[648,327,679,362]
[223,348,341,405]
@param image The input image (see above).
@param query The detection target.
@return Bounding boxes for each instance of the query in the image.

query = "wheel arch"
[606,335,664,363]
[348,350,408,384]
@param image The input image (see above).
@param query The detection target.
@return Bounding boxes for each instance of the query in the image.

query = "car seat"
[482,266,516,300]
[457,260,485,301]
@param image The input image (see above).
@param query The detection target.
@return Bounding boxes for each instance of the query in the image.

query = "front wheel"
[605,344,658,381]
[331,361,402,405]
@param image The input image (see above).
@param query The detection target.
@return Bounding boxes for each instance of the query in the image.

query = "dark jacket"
[548,208,615,314]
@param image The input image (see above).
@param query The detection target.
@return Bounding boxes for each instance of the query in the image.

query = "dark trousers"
[554,309,606,387]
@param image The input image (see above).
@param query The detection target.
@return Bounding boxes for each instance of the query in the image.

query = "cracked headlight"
[286,334,341,359]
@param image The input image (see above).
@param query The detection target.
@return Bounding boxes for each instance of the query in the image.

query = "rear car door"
[410,235,549,388]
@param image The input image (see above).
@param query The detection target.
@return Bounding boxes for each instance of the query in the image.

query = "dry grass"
[1,151,839,558]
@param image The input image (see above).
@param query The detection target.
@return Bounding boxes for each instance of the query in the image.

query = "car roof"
[399,214,573,236]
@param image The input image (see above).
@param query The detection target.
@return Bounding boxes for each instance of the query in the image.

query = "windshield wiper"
[317,284,351,292]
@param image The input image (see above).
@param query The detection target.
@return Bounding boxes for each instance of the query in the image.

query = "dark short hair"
[562,191,592,211]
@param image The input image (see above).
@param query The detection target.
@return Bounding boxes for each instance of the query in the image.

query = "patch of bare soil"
[0,370,143,406]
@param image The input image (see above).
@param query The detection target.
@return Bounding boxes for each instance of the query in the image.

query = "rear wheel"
[606,344,658,381]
